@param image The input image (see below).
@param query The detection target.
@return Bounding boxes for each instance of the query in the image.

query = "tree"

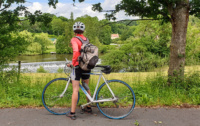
[51,17,67,36]
[76,15,112,45]
[34,33,52,54]
[90,0,200,84]
[98,20,112,45]
[186,16,200,65]
[76,15,99,43]
[18,13,55,33]
[0,0,56,65]
[102,20,170,72]
[56,35,72,54]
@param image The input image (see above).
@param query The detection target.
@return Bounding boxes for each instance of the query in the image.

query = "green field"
[0,66,200,108]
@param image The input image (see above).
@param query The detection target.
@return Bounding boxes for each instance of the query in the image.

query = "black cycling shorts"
[70,66,91,81]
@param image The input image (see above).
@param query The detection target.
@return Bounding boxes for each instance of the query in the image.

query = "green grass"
[44,44,56,54]
[0,68,200,108]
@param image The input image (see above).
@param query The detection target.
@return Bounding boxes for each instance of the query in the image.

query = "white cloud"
[101,0,121,10]
[25,0,138,21]
[28,2,43,12]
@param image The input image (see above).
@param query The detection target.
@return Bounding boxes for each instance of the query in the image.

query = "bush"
[134,72,200,106]
[99,45,108,54]
[184,72,200,90]
[57,67,63,73]
[56,35,72,54]
[37,66,48,73]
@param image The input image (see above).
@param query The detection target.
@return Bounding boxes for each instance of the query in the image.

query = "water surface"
[14,54,72,63]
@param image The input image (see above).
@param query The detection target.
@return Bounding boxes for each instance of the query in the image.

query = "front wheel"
[42,78,80,115]
[96,80,135,119]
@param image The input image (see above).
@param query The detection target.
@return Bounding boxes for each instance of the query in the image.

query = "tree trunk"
[168,2,189,85]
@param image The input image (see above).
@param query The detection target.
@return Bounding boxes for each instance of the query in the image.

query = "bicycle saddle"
[96,65,112,74]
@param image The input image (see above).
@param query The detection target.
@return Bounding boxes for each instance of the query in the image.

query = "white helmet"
[73,22,85,33]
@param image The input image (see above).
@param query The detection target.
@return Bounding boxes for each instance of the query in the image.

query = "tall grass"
[0,67,200,108]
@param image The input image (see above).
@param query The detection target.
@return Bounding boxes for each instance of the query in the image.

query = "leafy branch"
[100,18,165,27]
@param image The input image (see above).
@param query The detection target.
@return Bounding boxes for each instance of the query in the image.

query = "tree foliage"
[90,0,200,84]
[56,35,72,54]
[92,0,200,21]
[186,16,200,65]
[0,31,28,65]
[51,17,67,36]
[103,20,171,72]
[1,0,200,77]
[0,0,55,65]
[34,33,52,54]
[55,14,112,53]
[16,31,52,55]
[98,20,112,45]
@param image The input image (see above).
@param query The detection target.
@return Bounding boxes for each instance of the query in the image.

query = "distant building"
[111,34,119,39]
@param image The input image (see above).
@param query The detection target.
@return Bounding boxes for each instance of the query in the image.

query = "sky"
[26,0,105,4]
[20,0,136,21]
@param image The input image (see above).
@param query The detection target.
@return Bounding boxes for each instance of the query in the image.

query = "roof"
[111,34,119,39]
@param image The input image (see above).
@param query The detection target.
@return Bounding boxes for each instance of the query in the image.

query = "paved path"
[0,107,200,126]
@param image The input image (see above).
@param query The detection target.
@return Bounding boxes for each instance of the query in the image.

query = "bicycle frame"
[60,72,118,109]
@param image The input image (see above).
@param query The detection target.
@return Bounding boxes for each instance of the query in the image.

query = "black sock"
[70,112,75,115]
[87,106,91,109]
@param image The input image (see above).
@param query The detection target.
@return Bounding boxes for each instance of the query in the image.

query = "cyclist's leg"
[82,69,91,102]
[82,71,92,113]
[70,67,81,113]
[71,80,80,113]
[82,79,91,102]
[81,79,92,114]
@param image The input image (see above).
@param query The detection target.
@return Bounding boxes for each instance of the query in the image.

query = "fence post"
[17,61,21,82]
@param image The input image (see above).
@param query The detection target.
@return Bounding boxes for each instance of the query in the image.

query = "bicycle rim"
[42,78,79,115]
[96,80,135,119]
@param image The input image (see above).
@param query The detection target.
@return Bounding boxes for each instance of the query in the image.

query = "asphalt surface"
[0,107,200,126]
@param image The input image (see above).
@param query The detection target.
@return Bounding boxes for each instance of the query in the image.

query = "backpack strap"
[75,36,89,63]
[75,36,89,44]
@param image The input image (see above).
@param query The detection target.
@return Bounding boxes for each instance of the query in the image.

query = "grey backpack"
[76,36,99,71]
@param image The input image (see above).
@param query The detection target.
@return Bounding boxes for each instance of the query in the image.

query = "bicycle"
[42,59,136,119]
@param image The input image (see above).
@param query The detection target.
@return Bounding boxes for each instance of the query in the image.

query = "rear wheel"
[42,78,79,115]
[96,80,135,119]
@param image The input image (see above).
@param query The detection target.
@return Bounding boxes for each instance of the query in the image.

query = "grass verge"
[0,70,200,108]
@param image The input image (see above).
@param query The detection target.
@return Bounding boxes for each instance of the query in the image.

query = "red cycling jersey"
[71,34,87,66]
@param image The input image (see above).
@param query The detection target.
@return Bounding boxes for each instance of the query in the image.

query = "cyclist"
[66,22,92,120]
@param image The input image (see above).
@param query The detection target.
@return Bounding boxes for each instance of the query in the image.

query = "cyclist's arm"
[71,38,80,66]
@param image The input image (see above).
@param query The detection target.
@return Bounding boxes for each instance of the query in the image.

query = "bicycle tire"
[96,79,135,119]
[42,78,80,115]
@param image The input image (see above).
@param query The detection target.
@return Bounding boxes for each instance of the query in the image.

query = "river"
[8,54,72,73]
[14,54,72,63]
[9,54,101,73]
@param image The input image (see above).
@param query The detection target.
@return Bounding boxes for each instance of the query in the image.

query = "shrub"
[57,67,63,73]
[37,66,48,73]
